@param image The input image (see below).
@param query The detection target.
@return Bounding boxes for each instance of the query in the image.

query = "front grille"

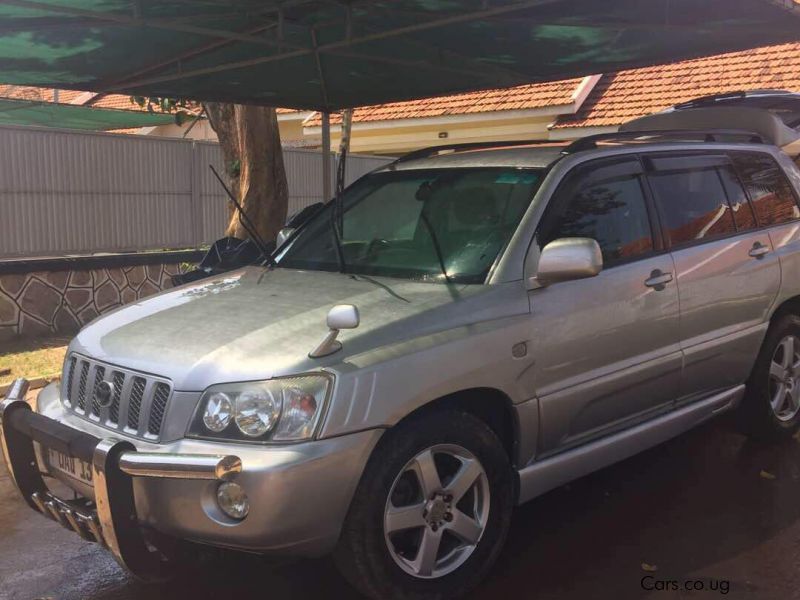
[62,354,173,441]
[89,366,106,416]
[76,362,89,411]
[64,357,76,406]
[109,371,125,424]
[148,383,171,435]
[127,377,146,430]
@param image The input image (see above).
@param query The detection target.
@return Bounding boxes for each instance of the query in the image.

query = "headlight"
[188,374,332,443]
[203,392,233,432]
[235,388,281,437]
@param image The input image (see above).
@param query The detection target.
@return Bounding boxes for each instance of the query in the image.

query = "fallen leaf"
[641,563,658,572]
[760,470,777,480]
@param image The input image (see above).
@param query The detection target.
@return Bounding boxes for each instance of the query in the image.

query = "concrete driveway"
[2,418,800,600]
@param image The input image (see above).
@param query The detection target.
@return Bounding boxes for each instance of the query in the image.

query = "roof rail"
[387,139,563,169]
[673,89,793,110]
[562,129,765,155]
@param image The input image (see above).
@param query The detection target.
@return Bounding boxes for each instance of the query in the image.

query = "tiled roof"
[0,86,158,112]
[89,94,141,110]
[554,41,800,130]
[0,86,305,117]
[304,79,584,127]
[0,85,83,104]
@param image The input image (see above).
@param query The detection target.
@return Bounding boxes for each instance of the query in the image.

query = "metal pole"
[336,108,353,233]
[322,112,331,201]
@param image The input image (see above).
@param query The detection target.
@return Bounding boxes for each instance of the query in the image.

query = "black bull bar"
[0,379,241,580]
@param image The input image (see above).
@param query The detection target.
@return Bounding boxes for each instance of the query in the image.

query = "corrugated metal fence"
[0,125,391,258]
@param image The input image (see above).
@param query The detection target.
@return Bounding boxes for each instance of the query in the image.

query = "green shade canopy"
[0,98,176,129]
[0,0,798,111]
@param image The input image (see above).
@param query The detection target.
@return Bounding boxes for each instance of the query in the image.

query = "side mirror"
[276,227,295,248]
[532,237,603,287]
[309,304,360,358]
[327,304,360,330]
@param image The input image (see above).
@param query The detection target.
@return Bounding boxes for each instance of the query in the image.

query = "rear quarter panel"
[767,151,800,316]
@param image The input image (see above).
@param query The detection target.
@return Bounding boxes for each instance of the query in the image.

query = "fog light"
[216,482,249,520]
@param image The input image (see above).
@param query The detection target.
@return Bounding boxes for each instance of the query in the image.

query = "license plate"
[48,448,94,487]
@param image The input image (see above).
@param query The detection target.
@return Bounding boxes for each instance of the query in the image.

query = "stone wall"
[0,251,202,342]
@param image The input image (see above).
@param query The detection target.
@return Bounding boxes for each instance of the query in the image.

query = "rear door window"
[730,151,800,226]
[717,165,758,231]
[646,155,737,246]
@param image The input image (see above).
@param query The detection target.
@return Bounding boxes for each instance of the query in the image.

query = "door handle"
[749,242,770,259]
[644,270,673,290]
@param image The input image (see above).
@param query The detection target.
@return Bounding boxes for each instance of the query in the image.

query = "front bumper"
[1,379,381,579]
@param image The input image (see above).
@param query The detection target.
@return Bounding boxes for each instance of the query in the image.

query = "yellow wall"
[304,114,560,155]
[140,111,589,154]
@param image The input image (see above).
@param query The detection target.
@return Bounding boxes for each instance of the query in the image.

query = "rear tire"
[738,313,800,441]
[334,410,513,600]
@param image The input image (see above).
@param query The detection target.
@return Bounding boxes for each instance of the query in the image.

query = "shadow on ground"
[3,418,800,599]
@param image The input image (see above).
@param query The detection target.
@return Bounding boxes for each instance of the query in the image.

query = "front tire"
[334,410,513,600]
[738,313,800,441]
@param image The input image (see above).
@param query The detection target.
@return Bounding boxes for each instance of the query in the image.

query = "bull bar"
[0,378,242,580]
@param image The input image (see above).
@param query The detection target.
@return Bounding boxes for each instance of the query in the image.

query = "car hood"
[71,267,497,390]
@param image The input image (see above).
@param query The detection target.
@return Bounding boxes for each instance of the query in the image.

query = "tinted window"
[717,165,758,231]
[649,167,736,246]
[731,152,800,226]
[279,168,542,283]
[540,172,653,265]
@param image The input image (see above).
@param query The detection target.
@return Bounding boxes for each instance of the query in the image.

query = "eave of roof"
[553,41,800,130]
[303,76,600,130]
[0,98,177,130]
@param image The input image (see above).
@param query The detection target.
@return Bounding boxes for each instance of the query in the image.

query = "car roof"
[375,144,568,172]
[672,90,800,127]
[373,128,792,174]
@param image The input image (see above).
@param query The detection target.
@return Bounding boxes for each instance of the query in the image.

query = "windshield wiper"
[350,274,410,303]
[418,210,453,284]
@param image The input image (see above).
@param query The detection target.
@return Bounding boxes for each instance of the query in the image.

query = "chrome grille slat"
[109,371,125,424]
[76,361,90,412]
[89,366,106,417]
[127,376,146,432]
[64,357,76,407]
[148,383,171,435]
[63,354,172,442]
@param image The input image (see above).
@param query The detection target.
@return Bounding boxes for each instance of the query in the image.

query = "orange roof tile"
[304,78,584,127]
[554,41,800,130]
[88,93,144,110]
[0,85,303,117]
[0,85,83,104]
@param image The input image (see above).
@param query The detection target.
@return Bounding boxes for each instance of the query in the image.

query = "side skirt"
[516,385,744,505]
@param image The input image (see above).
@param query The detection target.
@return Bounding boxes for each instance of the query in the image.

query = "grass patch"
[0,337,69,386]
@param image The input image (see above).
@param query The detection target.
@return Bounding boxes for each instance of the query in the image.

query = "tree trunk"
[204,103,288,243]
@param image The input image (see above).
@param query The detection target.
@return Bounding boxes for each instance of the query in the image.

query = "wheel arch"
[388,387,521,468]
[771,294,800,322]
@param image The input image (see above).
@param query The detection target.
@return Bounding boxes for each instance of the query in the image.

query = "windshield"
[277,167,543,283]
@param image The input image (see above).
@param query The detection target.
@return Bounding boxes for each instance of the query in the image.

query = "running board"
[517,385,744,505]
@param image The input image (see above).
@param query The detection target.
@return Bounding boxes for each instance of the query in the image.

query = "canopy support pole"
[322,112,331,202]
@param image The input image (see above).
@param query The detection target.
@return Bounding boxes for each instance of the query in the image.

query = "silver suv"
[3,119,800,599]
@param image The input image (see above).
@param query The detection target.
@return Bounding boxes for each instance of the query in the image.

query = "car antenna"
[209,165,276,266]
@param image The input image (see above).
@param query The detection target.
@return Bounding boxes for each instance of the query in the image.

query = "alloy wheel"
[383,444,490,579]
[769,334,800,422]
